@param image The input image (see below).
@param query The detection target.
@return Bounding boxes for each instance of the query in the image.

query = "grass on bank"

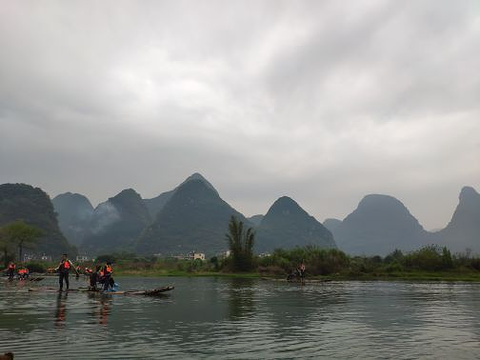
[12,244,480,282]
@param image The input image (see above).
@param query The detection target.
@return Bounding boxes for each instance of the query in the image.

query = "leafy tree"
[95,254,117,264]
[441,246,453,269]
[226,216,255,272]
[1,220,43,262]
[404,245,443,271]
[210,256,220,271]
[0,227,16,268]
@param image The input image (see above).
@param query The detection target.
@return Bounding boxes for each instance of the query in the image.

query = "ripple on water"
[2,278,480,359]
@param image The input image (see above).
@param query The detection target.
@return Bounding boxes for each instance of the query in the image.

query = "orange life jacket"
[105,265,112,274]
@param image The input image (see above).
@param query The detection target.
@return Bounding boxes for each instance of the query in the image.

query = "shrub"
[25,261,46,273]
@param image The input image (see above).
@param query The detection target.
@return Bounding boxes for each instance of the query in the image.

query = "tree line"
[2,216,480,279]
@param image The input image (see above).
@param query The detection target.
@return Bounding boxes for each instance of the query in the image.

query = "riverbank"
[113,268,480,282]
[114,269,259,278]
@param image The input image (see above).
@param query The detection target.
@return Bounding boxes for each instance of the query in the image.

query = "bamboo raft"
[28,285,174,296]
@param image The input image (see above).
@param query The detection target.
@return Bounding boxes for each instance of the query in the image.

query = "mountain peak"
[358,194,405,209]
[437,186,480,252]
[268,196,305,215]
[112,188,141,200]
[459,186,479,202]
[53,192,93,207]
[180,173,218,195]
[136,176,247,256]
[256,196,336,252]
[334,193,426,255]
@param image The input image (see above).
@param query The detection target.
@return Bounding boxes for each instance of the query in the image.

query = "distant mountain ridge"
[434,186,480,253]
[255,196,336,253]
[137,178,249,256]
[143,173,218,219]
[331,194,430,256]
[20,177,480,257]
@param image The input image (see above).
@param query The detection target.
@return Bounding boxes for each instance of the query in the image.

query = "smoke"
[90,201,120,234]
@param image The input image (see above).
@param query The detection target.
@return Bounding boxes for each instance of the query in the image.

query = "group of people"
[3,254,116,291]
[3,262,29,280]
[85,262,115,292]
[55,253,115,292]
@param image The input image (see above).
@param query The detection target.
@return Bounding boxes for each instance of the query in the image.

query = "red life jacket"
[63,260,70,269]
[8,264,15,270]
[106,265,112,274]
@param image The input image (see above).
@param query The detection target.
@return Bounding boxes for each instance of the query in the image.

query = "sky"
[1,0,479,231]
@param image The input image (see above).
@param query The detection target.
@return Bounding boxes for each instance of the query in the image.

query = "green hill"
[0,183,76,258]
[137,178,249,256]
[143,173,219,218]
[435,186,480,253]
[255,196,336,253]
[81,189,151,255]
[52,192,93,247]
[332,194,429,255]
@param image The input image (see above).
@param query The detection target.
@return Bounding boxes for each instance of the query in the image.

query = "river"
[1,276,480,359]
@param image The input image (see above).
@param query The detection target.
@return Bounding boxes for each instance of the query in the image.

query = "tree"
[1,220,43,262]
[0,227,16,268]
[441,246,453,270]
[226,216,255,272]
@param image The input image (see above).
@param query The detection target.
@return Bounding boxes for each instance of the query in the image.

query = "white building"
[191,252,206,261]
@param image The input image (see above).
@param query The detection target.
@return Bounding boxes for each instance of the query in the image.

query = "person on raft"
[100,261,115,291]
[88,265,102,291]
[17,267,29,280]
[55,253,79,291]
[5,262,16,280]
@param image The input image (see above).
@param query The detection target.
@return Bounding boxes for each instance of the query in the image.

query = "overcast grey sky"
[1,0,479,230]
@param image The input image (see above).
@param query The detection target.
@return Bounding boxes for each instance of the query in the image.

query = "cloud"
[0,0,479,230]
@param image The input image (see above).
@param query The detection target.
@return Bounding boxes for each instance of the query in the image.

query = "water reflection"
[227,277,256,320]
[87,293,112,326]
[54,292,68,328]
[1,277,480,359]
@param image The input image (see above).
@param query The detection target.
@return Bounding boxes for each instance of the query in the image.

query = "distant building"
[23,253,34,262]
[76,255,89,262]
[170,252,206,261]
[22,253,52,262]
[192,252,206,261]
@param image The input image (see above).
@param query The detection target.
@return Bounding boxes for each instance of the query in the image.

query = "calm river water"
[1,276,480,359]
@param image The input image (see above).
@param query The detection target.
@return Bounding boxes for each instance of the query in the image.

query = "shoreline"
[111,270,480,282]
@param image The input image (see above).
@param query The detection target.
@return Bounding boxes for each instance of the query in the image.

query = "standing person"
[5,262,16,280]
[299,261,306,284]
[55,254,79,291]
